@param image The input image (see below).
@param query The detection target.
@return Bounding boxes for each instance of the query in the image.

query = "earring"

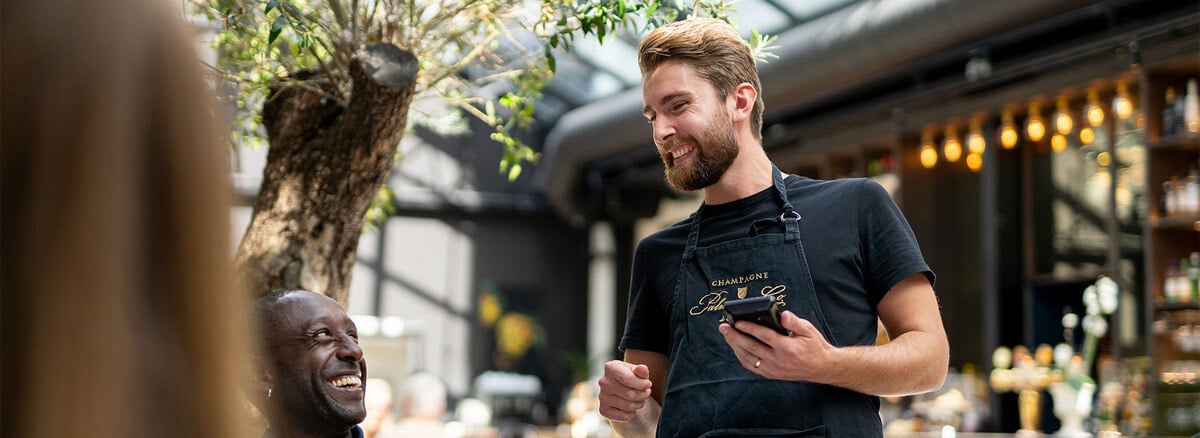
[267,388,273,399]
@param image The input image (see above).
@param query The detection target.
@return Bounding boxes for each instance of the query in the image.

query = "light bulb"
[1054,96,1073,134]
[1026,103,1045,142]
[1084,88,1105,127]
[919,128,937,169]
[1113,80,1133,120]
[1097,151,1111,167]
[1079,126,1095,145]
[1000,111,1018,149]
[943,125,962,162]
[967,152,982,172]
[1051,133,1067,153]
[966,117,986,154]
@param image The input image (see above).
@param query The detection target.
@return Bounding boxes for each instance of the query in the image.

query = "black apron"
[657,166,882,437]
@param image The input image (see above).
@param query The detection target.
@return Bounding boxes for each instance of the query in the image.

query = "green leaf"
[507,163,522,181]
[268,14,286,46]
[264,0,279,14]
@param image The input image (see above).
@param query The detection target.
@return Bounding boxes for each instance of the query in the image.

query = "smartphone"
[722,296,789,335]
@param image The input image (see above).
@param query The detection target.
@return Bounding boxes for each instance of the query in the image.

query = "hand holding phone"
[722,296,789,336]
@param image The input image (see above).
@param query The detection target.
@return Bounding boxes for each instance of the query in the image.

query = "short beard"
[662,111,739,192]
[273,366,366,436]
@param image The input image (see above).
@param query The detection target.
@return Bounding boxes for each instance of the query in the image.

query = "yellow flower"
[479,291,502,327]
[496,312,542,359]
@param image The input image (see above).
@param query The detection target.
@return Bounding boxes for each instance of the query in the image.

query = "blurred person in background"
[361,378,400,438]
[248,289,368,438]
[394,371,450,437]
[0,0,250,437]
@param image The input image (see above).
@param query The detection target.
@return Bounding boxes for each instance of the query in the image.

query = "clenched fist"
[597,360,653,421]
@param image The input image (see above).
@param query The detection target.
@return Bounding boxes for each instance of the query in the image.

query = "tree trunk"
[235,43,418,304]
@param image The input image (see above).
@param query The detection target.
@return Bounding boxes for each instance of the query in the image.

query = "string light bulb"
[1079,126,1095,145]
[1054,96,1074,135]
[1051,133,1068,153]
[1113,80,1133,120]
[966,153,982,172]
[966,117,986,155]
[919,127,938,169]
[943,125,962,162]
[1084,88,1105,127]
[1000,110,1019,149]
[1026,102,1046,142]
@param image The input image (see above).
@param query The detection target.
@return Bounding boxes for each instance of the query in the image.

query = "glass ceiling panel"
[771,0,857,21]
[540,0,863,114]
[570,37,642,86]
[728,0,792,36]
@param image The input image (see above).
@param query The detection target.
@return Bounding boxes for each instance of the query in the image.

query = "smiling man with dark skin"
[250,289,368,438]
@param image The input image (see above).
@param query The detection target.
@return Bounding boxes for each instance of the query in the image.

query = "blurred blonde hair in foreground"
[1,0,250,436]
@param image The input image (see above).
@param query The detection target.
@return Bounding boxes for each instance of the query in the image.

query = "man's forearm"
[823,330,948,397]
[610,397,661,438]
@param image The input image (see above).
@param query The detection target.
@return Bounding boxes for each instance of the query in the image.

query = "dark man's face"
[267,291,367,435]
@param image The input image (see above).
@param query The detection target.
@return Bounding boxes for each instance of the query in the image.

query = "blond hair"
[638,17,765,138]
[1,0,250,436]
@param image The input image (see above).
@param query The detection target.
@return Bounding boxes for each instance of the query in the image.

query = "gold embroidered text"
[709,271,768,287]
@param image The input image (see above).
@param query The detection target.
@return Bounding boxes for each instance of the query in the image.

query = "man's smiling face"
[268,290,367,435]
[642,60,739,192]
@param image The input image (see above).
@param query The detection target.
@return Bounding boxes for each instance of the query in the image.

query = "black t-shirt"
[619,175,934,354]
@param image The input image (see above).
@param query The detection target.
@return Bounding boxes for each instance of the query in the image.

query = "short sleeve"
[618,240,672,354]
[858,179,934,302]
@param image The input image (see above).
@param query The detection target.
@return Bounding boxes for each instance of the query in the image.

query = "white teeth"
[671,147,692,159]
[329,375,362,389]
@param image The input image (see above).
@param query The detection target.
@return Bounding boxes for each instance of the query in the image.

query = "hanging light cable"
[966,116,986,155]
[919,127,938,169]
[943,124,962,163]
[1000,109,1019,149]
[1054,95,1074,135]
[1026,102,1046,142]
[1084,87,1105,127]
[1113,80,1134,120]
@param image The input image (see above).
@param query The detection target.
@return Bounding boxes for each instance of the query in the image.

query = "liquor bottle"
[1162,181,1172,217]
[1177,257,1193,303]
[1186,78,1200,133]
[1190,252,1200,302]
[1185,167,1199,214]
[1164,87,1179,137]
[1165,261,1180,303]
[1166,176,1180,217]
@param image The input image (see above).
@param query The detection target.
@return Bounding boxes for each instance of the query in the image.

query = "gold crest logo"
[737,287,748,299]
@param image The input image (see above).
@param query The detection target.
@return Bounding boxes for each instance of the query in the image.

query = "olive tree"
[194,0,772,303]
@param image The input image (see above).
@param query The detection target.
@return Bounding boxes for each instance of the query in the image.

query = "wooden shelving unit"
[1139,60,1200,436]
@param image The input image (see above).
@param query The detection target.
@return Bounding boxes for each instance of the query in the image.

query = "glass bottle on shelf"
[1166,261,1181,303]
[1162,181,1173,217]
[1190,252,1200,302]
[1185,78,1200,134]
[1166,176,1180,217]
[1164,87,1180,137]
[1185,168,1199,214]
[1178,257,1194,303]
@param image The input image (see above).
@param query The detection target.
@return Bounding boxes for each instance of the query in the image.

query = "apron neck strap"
[772,165,798,219]
[684,165,799,255]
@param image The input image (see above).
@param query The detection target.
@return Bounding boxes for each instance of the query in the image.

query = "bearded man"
[597,18,949,437]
